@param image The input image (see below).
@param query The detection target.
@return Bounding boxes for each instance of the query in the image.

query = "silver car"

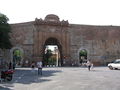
[108,59,120,70]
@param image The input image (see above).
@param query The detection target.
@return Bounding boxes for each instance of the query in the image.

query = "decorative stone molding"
[34,14,69,26]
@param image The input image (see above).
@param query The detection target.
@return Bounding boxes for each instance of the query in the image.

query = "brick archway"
[33,15,70,66]
[33,30,70,66]
[77,48,90,61]
[43,37,63,66]
[10,47,24,67]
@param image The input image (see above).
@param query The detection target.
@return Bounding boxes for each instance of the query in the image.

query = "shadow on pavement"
[10,68,62,84]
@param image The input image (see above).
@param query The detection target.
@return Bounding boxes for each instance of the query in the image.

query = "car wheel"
[108,66,113,70]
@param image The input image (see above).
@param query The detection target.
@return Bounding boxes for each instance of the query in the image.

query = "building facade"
[9,14,120,66]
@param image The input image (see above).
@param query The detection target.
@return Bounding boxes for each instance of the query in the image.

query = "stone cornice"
[34,18,69,27]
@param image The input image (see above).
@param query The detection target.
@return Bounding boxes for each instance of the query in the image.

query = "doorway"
[79,49,87,65]
[10,47,24,67]
[43,38,62,67]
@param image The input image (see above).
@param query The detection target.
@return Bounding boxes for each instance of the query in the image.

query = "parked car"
[108,59,120,70]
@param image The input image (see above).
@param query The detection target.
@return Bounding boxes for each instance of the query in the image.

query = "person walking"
[31,62,35,73]
[87,60,92,71]
[9,62,12,69]
[37,60,42,75]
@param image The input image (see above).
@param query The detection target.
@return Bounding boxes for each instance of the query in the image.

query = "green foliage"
[44,49,53,64]
[45,49,52,58]
[0,13,12,49]
[13,49,22,57]
[79,50,87,56]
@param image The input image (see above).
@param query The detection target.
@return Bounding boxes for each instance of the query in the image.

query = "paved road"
[0,67,120,90]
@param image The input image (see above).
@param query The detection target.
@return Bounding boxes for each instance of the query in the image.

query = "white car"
[108,59,120,70]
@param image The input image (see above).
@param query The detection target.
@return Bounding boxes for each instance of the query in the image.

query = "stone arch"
[43,36,62,47]
[44,37,61,45]
[43,37,63,66]
[10,47,24,66]
[77,48,90,64]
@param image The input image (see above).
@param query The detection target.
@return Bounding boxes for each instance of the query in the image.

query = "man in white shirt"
[37,61,42,75]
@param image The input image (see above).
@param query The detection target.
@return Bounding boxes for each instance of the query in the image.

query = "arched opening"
[43,38,62,67]
[10,47,24,67]
[79,49,87,65]
[13,49,23,67]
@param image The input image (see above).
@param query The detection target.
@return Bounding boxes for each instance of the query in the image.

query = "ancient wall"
[8,14,120,66]
[10,22,34,65]
[69,24,120,65]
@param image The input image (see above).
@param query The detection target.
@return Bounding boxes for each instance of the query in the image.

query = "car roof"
[115,59,120,61]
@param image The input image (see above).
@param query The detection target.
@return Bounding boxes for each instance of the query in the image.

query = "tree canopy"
[45,49,53,60]
[44,49,53,65]
[0,13,12,49]
[79,49,87,56]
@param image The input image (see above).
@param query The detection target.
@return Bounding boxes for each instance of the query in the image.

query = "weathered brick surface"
[8,14,120,66]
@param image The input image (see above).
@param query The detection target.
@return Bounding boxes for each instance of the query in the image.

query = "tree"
[44,49,53,65]
[0,13,12,49]
[79,50,87,56]
[79,49,87,60]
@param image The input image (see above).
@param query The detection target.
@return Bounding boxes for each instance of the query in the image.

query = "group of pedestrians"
[31,60,43,75]
[31,59,93,73]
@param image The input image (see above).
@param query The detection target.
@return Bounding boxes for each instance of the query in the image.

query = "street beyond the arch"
[0,67,120,90]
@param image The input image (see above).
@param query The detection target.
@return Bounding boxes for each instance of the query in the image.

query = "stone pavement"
[0,67,120,90]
